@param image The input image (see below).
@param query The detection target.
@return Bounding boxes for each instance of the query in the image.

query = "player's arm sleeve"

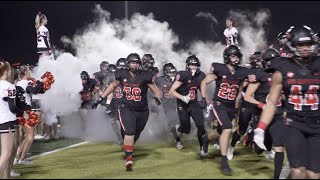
[26,81,44,94]
[43,36,50,49]
[146,72,156,84]
[209,63,217,75]
[175,71,187,83]
[154,67,159,74]
[90,79,98,92]
[269,57,282,73]
[7,98,24,115]
[247,70,259,83]
[115,69,122,82]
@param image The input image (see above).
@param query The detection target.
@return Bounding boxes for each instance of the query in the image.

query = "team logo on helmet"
[287,72,294,78]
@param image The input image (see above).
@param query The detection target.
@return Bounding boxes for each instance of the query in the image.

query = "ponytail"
[35,11,41,32]
[35,11,47,32]
[0,60,11,79]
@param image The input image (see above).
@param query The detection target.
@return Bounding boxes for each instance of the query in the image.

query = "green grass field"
[13,138,284,179]
[28,138,83,157]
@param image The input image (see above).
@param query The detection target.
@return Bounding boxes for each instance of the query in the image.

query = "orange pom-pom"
[17,116,25,126]
[41,72,55,91]
[25,111,40,127]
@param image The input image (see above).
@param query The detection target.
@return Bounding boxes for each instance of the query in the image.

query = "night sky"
[1,1,319,65]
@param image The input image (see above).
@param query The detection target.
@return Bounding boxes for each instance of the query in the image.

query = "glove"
[253,128,267,150]
[92,96,104,109]
[105,104,111,114]
[153,97,162,105]
[181,93,191,104]
[2,97,8,102]
[199,97,207,109]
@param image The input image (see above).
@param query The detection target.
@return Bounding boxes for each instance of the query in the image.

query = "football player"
[254,25,320,179]
[92,53,161,171]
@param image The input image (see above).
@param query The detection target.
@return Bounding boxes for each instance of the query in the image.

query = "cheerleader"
[35,11,52,60]
[0,61,26,178]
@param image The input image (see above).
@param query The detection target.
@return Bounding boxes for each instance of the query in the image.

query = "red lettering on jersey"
[7,89,16,98]
[217,83,239,101]
[114,87,123,99]
[288,85,319,111]
[189,87,197,100]
[123,86,142,101]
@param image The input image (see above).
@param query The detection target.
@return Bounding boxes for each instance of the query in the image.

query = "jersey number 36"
[123,87,142,101]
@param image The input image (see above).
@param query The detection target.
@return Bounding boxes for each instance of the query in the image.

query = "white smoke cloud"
[32,4,270,141]
[195,12,220,45]
[229,9,271,63]
[195,12,219,25]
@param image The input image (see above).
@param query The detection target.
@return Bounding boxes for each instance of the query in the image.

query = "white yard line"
[26,141,89,160]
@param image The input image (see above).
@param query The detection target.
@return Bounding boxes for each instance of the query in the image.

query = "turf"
[14,139,282,179]
[28,138,83,157]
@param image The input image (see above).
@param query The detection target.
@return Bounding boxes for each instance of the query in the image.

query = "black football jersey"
[155,76,176,107]
[115,69,155,111]
[210,63,251,107]
[248,69,283,114]
[175,70,206,106]
[80,78,97,108]
[270,56,320,119]
[148,67,159,76]
[93,71,110,91]
[111,71,123,102]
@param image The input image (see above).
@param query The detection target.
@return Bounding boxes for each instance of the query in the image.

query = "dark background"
[1,1,319,65]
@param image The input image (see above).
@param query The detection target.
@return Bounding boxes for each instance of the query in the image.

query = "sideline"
[26,141,89,160]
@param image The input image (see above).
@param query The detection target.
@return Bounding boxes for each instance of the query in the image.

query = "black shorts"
[250,109,273,151]
[211,101,237,130]
[31,99,41,111]
[164,105,179,129]
[268,115,285,147]
[237,106,254,135]
[37,47,50,54]
[177,102,205,134]
[108,99,120,119]
[0,120,17,133]
[283,117,320,173]
[118,103,149,136]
